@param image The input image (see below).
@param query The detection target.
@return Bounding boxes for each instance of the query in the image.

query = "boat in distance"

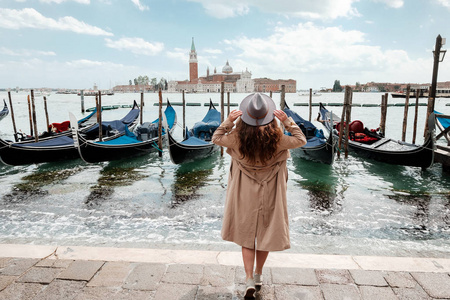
[318,103,435,169]
[167,100,220,164]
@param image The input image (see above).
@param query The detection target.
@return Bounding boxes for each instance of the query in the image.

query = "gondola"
[167,100,220,164]
[0,101,140,166]
[72,101,177,163]
[0,100,9,121]
[318,103,435,169]
[284,103,336,164]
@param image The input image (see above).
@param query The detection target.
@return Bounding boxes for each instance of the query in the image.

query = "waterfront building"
[168,38,295,93]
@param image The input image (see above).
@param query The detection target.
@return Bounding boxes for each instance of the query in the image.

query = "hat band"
[247,108,268,120]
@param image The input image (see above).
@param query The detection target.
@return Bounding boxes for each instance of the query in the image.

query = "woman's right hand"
[227,110,243,122]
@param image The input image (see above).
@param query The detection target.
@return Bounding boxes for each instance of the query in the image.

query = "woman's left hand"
[227,110,243,122]
[274,110,287,122]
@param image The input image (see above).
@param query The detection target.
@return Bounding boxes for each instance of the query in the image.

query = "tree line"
[129,75,168,90]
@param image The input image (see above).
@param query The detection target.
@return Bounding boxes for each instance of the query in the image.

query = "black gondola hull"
[290,133,336,165]
[347,135,434,169]
[319,103,435,169]
[0,138,79,166]
[75,133,162,163]
[168,132,219,165]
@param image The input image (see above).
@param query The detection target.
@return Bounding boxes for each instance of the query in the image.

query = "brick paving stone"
[153,283,198,300]
[0,258,39,276]
[393,285,433,300]
[87,261,132,287]
[272,267,319,286]
[123,263,166,291]
[196,286,233,300]
[166,264,204,274]
[321,283,361,300]
[74,287,155,300]
[201,264,235,287]
[0,282,45,300]
[33,279,86,300]
[316,269,354,285]
[256,285,276,300]
[349,270,388,287]
[411,272,450,298]
[274,285,324,300]
[36,259,73,268]
[383,271,417,288]
[359,286,397,300]
[161,264,204,285]
[234,266,272,285]
[0,258,11,269]
[17,266,62,284]
[57,260,104,281]
[0,275,16,291]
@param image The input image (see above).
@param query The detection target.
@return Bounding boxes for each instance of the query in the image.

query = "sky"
[1,0,450,90]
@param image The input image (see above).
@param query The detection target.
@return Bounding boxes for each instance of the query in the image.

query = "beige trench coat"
[212,117,306,251]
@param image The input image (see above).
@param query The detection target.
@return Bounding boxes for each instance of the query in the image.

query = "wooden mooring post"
[227,91,230,117]
[98,91,102,142]
[379,94,388,137]
[412,90,419,144]
[343,86,352,158]
[140,92,144,125]
[280,85,286,110]
[309,88,312,122]
[30,90,38,142]
[27,95,33,137]
[182,90,186,135]
[401,84,410,142]
[7,91,18,142]
[80,90,85,113]
[44,96,50,133]
[158,88,163,158]
[220,82,225,157]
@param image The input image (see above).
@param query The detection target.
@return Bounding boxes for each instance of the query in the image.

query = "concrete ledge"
[1,244,450,273]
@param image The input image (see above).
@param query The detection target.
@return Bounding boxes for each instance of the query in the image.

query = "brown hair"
[236,118,283,165]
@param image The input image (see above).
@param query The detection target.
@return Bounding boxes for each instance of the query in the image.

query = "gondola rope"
[152,142,163,152]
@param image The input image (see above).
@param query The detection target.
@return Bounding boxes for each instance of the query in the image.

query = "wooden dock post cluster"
[158,88,163,158]
[337,86,352,159]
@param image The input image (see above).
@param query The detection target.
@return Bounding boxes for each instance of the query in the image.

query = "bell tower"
[189,38,198,81]
[189,37,198,82]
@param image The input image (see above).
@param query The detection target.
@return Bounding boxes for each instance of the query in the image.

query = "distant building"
[253,78,297,93]
[113,84,153,93]
[168,38,295,93]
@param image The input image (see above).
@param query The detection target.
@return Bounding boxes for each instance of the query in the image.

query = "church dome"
[222,60,233,74]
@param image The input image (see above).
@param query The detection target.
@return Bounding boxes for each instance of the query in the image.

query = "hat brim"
[239,93,276,126]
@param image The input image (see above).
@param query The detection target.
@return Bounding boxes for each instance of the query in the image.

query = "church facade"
[168,38,295,93]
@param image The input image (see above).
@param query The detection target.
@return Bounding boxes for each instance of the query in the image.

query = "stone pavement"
[1,244,450,299]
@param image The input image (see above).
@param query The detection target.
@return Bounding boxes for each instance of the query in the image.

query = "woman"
[212,93,306,298]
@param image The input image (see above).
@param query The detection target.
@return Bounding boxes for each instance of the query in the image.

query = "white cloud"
[131,0,149,11]
[372,0,404,8]
[0,8,113,36]
[223,22,438,87]
[203,48,223,55]
[0,47,56,57]
[105,37,164,55]
[186,0,359,20]
[166,48,188,62]
[435,0,450,8]
[39,0,90,3]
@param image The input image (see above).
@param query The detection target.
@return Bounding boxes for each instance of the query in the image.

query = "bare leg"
[242,247,255,280]
[255,250,269,274]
